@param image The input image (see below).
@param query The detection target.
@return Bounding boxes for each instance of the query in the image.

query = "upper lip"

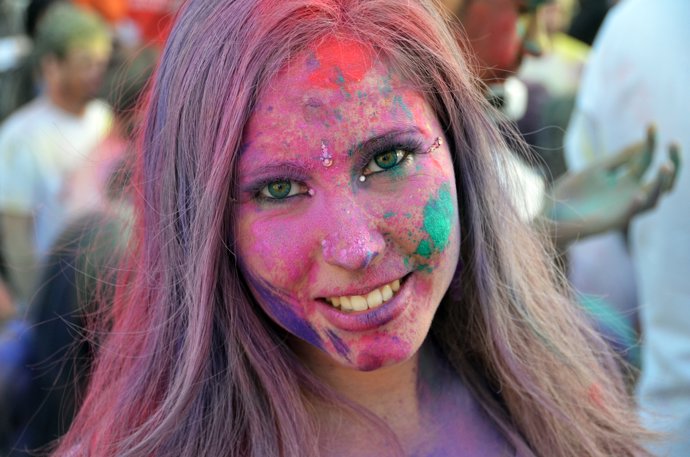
[314,273,409,299]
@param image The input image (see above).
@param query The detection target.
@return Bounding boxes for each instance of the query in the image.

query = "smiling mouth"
[323,276,407,312]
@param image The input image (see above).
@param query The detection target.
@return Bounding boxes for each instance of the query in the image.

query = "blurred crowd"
[0,0,161,454]
[0,0,688,455]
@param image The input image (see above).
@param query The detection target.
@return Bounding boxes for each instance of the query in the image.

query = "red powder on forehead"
[307,37,375,89]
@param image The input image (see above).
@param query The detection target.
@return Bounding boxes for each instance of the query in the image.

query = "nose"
[320,204,386,271]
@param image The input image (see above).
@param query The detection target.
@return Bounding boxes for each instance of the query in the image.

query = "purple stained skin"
[326,330,350,360]
[236,37,461,372]
[245,272,323,351]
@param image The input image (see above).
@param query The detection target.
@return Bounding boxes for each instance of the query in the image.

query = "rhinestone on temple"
[425,137,443,154]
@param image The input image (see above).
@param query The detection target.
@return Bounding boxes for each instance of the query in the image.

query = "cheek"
[238,211,326,349]
[237,209,319,292]
[243,270,324,351]
[381,159,459,274]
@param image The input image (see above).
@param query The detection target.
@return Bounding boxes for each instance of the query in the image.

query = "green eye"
[265,180,292,199]
[257,179,309,201]
[374,151,398,170]
[362,149,408,178]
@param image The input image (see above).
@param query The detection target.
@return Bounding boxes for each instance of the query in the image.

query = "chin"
[352,346,414,372]
[327,325,427,372]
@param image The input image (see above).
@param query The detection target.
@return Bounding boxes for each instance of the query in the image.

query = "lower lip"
[317,275,412,332]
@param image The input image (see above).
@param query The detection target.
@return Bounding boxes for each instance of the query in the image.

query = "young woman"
[55,1,651,456]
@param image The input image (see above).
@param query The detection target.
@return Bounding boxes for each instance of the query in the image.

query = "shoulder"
[0,98,68,148]
[0,99,46,140]
[84,99,114,127]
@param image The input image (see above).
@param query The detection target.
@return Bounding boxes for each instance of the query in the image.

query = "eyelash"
[251,138,424,203]
[359,138,422,179]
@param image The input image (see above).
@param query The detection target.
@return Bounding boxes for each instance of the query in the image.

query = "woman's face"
[237,38,460,371]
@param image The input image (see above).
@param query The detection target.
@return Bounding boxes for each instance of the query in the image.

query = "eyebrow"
[242,126,423,179]
[243,161,314,180]
[355,127,423,155]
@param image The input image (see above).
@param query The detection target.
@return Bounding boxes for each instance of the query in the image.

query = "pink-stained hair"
[54,1,650,456]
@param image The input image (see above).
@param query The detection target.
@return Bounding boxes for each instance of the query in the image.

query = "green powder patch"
[383,211,396,219]
[416,239,432,258]
[416,264,433,273]
[415,183,454,258]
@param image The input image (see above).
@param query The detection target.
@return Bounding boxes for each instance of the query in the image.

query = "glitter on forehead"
[320,140,333,167]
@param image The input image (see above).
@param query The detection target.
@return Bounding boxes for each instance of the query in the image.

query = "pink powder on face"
[237,38,461,372]
[353,334,412,371]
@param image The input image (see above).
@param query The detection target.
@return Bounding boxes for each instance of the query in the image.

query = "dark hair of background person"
[2,211,130,457]
[24,0,64,38]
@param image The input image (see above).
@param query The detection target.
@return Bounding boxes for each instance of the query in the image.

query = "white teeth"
[366,289,383,308]
[340,296,352,311]
[381,285,393,302]
[350,296,368,311]
[326,278,403,312]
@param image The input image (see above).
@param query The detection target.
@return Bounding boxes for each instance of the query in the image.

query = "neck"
[300,340,474,456]
[300,340,508,457]
[304,345,423,429]
[297,341,422,455]
[47,88,87,116]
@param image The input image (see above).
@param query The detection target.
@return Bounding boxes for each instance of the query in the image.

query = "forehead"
[243,38,438,157]
[64,39,111,60]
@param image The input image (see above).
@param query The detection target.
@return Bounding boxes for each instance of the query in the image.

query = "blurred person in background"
[64,45,157,216]
[438,0,678,367]
[0,46,155,456]
[0,0,32,124]
[72,0,181,49]
[518,0,590,180]
[440,0,676,245]
[567,0,615,46]
[0,0,67,123]
[0,3,112,306]
[565,0,690,454]
[1,209,132,456]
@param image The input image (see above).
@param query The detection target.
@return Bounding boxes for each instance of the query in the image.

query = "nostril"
[360,249,379,269]
[321,229,385,271]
